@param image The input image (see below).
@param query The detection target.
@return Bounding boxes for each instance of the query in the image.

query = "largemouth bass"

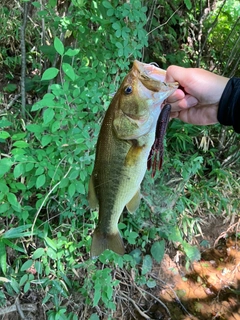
[88,60,178,258]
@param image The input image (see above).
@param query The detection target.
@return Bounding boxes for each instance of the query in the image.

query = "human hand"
[165,66,229,125]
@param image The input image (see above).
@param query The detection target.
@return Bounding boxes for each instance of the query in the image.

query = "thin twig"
[15,297,26,320]
[119,291,151,320]
[151,274,192,316]
[31,166,72,238]
[211,16,240,73]
[135,285,171,317]
[20,1,29,119]
[146,6,182,36]
[200,0,227,58]
[214,218,240,247]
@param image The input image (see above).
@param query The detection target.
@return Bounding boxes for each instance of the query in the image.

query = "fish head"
[113,60,178,139]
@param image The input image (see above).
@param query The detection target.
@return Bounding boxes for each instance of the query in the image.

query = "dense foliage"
[0,0,239,318]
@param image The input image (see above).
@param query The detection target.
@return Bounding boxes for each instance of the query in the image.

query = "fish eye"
[149,62,159,67]
[124,86,132,94]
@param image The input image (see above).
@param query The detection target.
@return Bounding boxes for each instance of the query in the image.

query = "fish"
[88,60,178,258]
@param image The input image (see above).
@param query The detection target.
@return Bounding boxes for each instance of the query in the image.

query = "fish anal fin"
[90,228,125,259]
[126,188,141,213]
[88,175,98,209]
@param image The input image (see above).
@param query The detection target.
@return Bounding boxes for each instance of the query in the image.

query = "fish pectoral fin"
[90,228,125,259]
[88,175,98,209]
[113,112,149,140]
[126,188,141,213]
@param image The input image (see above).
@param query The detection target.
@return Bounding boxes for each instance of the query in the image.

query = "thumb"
[166,65,187,84]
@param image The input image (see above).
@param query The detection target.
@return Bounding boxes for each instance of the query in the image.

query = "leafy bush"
[0,0,239,318]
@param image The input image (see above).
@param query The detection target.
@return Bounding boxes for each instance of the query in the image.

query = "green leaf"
[51,120,60,133]
[3,238,25,253]
[47,247,57,259]
[112,22,120,30]
[75,181,85,194]
[102,1,112,9]
[43,108,55,124]
[7,193,21,211]
[25,162,34,172]
[0,158,13,177]
[184,0,192,9]
[45,237,57,251]
[54,37,64,56]
[13,163,24,178]
[41,135,52,146]
[0,131,10,139]
[12,141,29,148]
[31,102,44,111]
[146,279,156,288]
[115,42,123,49]
[21,260,33,271]
[142,255,152,275]
[68,183,76,197]
[89,314,100,320]
[0,203,10,214]
[183,242,201,262]
[32,248,45,259]
[69,170,79,180]
[0,120,12,128]
[24,281,30,293]
[64,48,80,57]
[12,133,26,140]
[62,63,76,81]
[2,225,32,239]
[151,240,165,263]
[26,124,44,133]
[41,68,59,81]
[93,287,101,307]
[36,174,46,188]
[19,274,28,286]
[0,241,7,275]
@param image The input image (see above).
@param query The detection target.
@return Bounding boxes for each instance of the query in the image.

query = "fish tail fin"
[90,228,125,259]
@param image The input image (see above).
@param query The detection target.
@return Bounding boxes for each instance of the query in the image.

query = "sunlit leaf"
[41,68,59,81]
[54,37,64,56]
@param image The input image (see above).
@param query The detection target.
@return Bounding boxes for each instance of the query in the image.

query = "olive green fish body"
[88,60,178,258]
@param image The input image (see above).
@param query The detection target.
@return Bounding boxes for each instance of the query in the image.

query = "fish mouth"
[133,60,167,83]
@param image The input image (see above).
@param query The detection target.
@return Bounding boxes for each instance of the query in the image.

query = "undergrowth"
[0,0,239,319]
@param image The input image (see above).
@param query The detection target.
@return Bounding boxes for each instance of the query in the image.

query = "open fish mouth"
[133,60,167,84]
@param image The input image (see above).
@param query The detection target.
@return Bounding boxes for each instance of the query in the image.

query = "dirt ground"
[0,216,240,320]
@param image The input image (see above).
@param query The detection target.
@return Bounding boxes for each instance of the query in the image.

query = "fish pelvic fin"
[90,228,125,259]
[126,188,141,213]
[88,175,98,209]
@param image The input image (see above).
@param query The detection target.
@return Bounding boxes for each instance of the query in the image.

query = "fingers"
[167,90,198,111]
[178,105,219,125]
[167,88,185,102]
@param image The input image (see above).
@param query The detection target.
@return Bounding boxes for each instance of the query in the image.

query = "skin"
[165,66,229,125]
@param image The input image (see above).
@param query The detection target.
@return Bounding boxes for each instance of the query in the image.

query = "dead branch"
[0,301,37,316]
[119,291,151,320]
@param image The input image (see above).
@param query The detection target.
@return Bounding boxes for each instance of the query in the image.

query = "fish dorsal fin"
[126,188,141,213]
